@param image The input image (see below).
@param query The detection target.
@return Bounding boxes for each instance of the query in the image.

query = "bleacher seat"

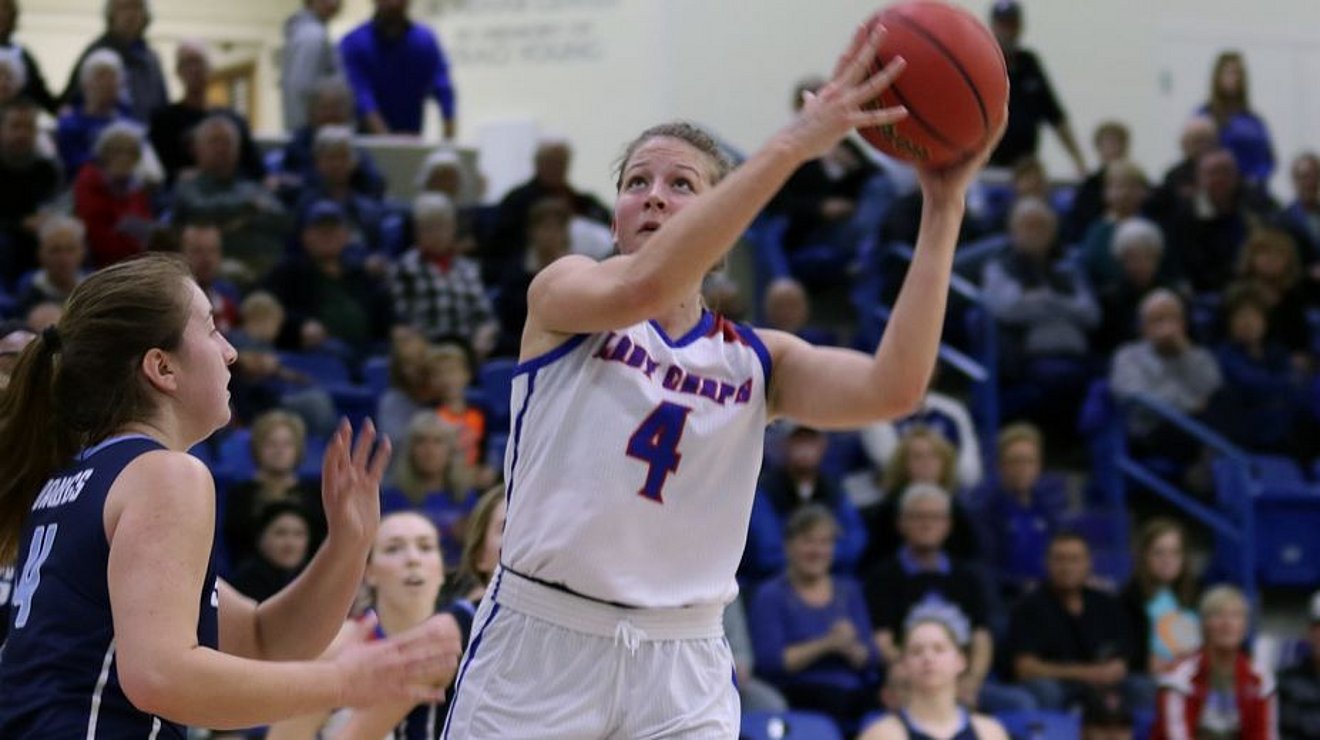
[740,710,842,740]
[218,427,327,484]
[277,351,352,386]
[479,358,518,431]
[994,709,1081,739]
[361,354,391,396]
[486,432,510,467]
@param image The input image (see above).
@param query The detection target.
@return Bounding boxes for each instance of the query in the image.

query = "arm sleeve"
[338,33,379,116]
[20,47,58,113]
[846,579,881,666]
[1029,53,1067,126]
[431,35,456,121]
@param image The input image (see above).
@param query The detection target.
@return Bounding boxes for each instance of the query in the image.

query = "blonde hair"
[1199,584,1249,619]
[240,291,283,325]
[884,425,959,494]
[248,409,307,468]
[394,413,473,503]
[996,422,1043,461]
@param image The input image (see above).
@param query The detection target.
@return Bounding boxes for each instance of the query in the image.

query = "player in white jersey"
[444,26,1005,738]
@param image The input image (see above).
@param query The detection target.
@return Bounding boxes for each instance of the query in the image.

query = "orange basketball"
[858,0,1009,168]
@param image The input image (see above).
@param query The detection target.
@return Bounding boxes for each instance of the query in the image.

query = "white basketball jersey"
[499,311,771,609]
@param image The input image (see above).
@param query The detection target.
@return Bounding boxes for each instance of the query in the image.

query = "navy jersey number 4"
[13,524,57,629]
[625,402,693,503]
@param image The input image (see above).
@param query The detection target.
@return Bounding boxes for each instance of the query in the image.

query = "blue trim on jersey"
[441,596,502,739]
[503,369,537,509]
[77,433,158,462]
[733,322,773,397]
[512,334,588,377]
[649,310,713,348]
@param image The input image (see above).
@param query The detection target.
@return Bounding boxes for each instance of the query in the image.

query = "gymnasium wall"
[22,0,1320,202]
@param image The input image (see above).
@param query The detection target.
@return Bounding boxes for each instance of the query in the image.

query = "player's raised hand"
[776,25,908,162]
[333,613,463,707]
[321,418,392,547]
[915,105,1008,205]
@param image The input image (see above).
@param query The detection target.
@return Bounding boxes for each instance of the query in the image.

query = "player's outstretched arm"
[527,27,907,336]
[763,118,1005,429]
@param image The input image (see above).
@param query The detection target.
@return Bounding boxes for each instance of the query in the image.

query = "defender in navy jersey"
[0,255,459,738]
[445,26,1006,738]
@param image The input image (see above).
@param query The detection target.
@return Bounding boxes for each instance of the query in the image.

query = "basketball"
[858,0,1009,168]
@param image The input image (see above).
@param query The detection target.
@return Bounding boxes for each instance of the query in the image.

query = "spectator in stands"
[281,0,343,133]
[390,192,498,356]
[415,145,482,255]
[1093,218,1177,355]
[229,501,312,602]
[429,342,488,475]
[1149,116,1219,223]
[489,139,610,274]
[762,277,838,347]
[277,79,386,199]
[1213,284,1307,455]
[971,422,1069,591]
[376,327,433,443]
[1008,533,1142,736]
[0,97,60,285]
[1166,148,1272,296]
[266,199,394,355]
[180,221,240,332]
[292,124,386,254]
[1067,121,1132,243]
[172,114,290,283]
[1120,518,1202,680]
[1278,590,1320,738]
[866,483,1035,714]
[16,215,86,315]
[441,484,503,604]
[0,0,56,112]
[1231,227,1313,360]
[983,197,1099,435]
[1276,152,1319,269]
[1199,51,1275,189]
[494,197,571,357]
[750,505,880,735]
[725,593,791,713]
[1079,160,1155,293]
[222,410,327,570]
[859,425,982,568]
[987,0,1086,176]
[148,40,264,185]
[383,412,475,567]
[55,49,135,178]
[744,424,867,579]
[0,46,24,110]
[59,0,167,122]
[339,0,456,137]
[0,319,33,390]
[859,616,1011,740]
[73,121,155,267]
[1154,585,1276,740]
[1110,289,1223,461]
[702,272,747,322]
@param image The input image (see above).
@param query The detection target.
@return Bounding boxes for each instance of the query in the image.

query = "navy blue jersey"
[0,564,13,646]
[899,708,980,740]
[0,435,220,738]
[372,600,475,740]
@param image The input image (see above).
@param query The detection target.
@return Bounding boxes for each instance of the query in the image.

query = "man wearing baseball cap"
[1278,590,1320,737]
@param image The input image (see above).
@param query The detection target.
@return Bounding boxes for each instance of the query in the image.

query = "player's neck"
[376,600,434,637]
[652,298,703,339]
[906,690,960,729]
[116,418,186,452]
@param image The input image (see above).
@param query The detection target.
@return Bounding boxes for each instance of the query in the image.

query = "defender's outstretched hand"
[321,419,393,547]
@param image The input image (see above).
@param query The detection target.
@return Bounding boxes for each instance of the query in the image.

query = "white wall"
[23,0,1320,201]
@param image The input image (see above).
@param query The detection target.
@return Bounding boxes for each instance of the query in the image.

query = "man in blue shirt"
[339,0,456,138]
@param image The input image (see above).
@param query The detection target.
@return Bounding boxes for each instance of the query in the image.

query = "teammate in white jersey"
[444,26,1005,738]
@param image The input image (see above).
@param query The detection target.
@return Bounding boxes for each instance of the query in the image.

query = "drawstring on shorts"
[613,620,647,656]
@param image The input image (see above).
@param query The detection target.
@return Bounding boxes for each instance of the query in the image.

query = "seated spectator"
[1230,227,1312,359]
[376,327,436,444]
[1213,284,1308,455]
[859,616,1011,740]
[148,40,264,185]
[749,505,880,735]
[744,424,867,579]
[16,215,86,315]
[1008,533,1145,737]
[1278,590,1320,739]
[494,197,570,357]
[55,49,136,178]
[383,412,476,568]
[1154,585,1275,740]
[1120,518,1202,679]
[429,343,496,487]
[0,0,57,113]
[266,199,394,357]
[0,97,62,284]
[277,78,386,199]
[866,483,1034,714]
[179,221,241,332]
[1066,120,1132,244]
[172,114,290,283]
[229,501,312,602]
[390,192,498,357]
[440,484,504,605]
[1166,149,1273,296]
[761,276,838,346]
[291,124,386,254]
[1199,51,1275,188]
[983,197,1099,434]
[970,422,1069,590]
[221,410,327,569]
[726,593,790,713]
[1111,289,1223,462]
[414,145,483,256]
[1079,160,1156,293]
[73,121,156,267]
[59,0,167,122]
[1093,218,1177,355]
[1149,116,1219,224]
[862,424,981,566]
[1275,152,1319,272]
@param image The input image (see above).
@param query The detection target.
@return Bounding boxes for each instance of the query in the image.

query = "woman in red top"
[73,120,156,268]
[1154,585,1278,740]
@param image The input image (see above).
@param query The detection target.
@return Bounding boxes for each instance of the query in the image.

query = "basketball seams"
[886,7,990,133]
[879,83,962,156]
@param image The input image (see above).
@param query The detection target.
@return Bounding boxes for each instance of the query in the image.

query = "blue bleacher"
[995,709,1081,739]
[361,354,391,396]
[740,710,842,740]
[219,427,327,484]
[277,351,352,386]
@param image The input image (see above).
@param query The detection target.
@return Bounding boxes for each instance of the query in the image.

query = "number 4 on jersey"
[13,523,58,629]
[626,402,693,503]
